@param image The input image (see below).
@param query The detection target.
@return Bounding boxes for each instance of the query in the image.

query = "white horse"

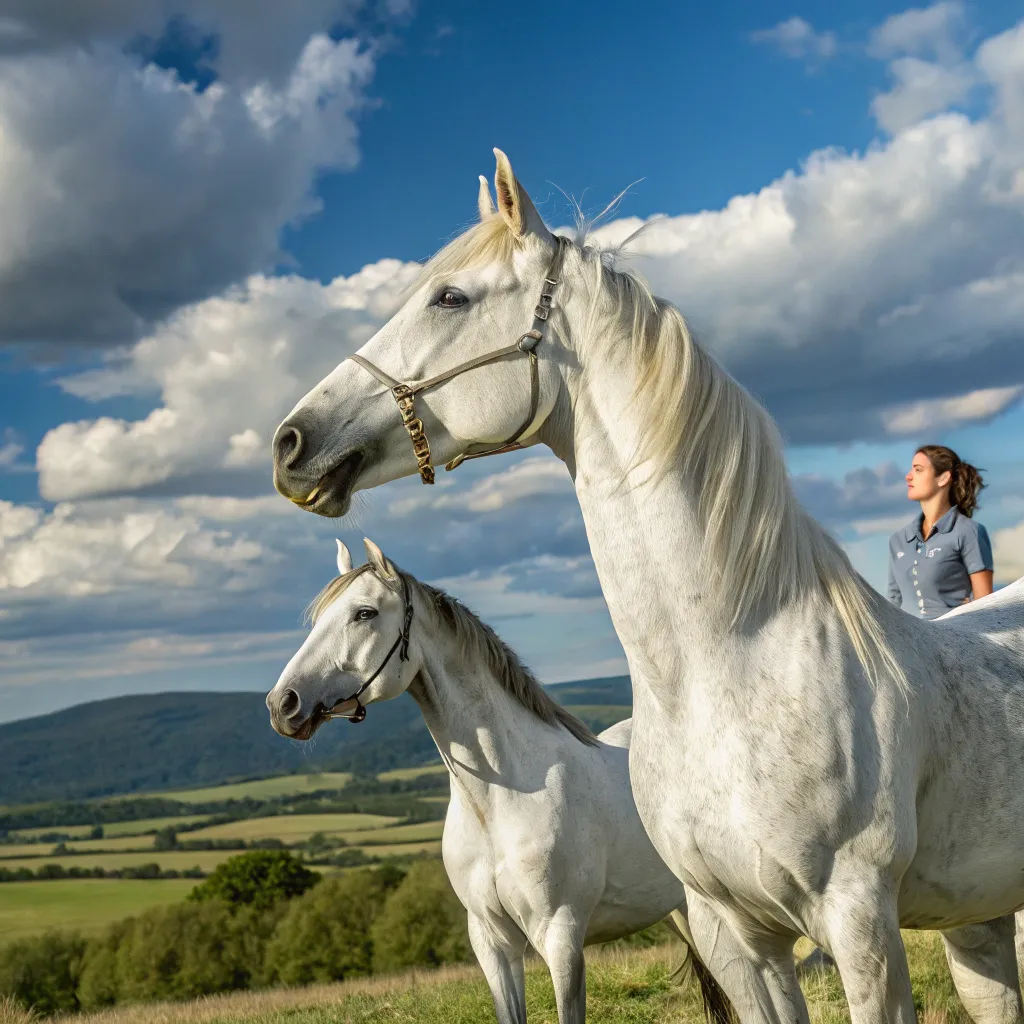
[266,538,735,1024]
[271,150,1024,1024]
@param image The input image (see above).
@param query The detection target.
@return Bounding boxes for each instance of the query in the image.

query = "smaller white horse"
[266,538,734,1024]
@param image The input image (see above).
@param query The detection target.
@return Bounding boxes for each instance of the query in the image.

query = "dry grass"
[49,931,973,1024]
[0,995,37,1024]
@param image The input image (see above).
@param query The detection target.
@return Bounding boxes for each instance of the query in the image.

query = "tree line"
[0,850,471,1016]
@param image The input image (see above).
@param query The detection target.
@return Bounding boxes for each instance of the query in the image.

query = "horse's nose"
[274,422,304,470]
[278,688,301,719]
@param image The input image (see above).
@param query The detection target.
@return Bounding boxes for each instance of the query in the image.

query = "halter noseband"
[323,573,413,725]
[348,237,568,484]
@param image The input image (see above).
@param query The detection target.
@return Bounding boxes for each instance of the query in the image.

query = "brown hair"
[916,445,985,517]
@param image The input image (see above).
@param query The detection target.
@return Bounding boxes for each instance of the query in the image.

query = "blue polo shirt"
[887,507,993,619]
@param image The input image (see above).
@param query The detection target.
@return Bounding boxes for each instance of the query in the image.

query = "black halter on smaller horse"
[348,237,568,484]
[323,572,414,725]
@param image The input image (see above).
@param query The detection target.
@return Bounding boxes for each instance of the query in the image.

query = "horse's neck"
[406,635,564,798]
[546,303,755,706]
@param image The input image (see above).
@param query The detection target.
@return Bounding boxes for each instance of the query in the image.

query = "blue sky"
[1,0,1023,722]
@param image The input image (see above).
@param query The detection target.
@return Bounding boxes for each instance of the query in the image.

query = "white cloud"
[0,431,24,470]
[0,498,264,596]
[869,2,966,62]
[0,29,378,348]
[872,56,976,132]
[388,457,573,516]
[589,16,1024,443]
[37,260,419,500]
[880,385,1023,435]
[0,1,381,82]
[750,17,837,64]
[993,519,1024,584]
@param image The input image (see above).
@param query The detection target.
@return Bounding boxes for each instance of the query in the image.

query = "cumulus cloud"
[0,498,263,596]
[993,519,1024,584]
[750,17,837,65]
[37,260,419,500]
[590,16,1024,444]
[0,1,392,82]
[880,385,1023,435]
[868,1,967,62]
[0,16,388,349]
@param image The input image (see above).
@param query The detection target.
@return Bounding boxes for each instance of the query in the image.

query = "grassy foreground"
[18,932,966,1024]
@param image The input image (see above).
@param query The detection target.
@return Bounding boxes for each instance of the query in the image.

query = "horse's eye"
[355,608,378,621]
[435,288,467,309]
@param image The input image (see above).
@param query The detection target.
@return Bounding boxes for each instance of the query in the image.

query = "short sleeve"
[961,522,994,575]
[886,538,903,607]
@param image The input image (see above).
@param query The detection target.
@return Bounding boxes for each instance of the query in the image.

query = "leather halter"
[323,573,413,725]
[348,237,568,484]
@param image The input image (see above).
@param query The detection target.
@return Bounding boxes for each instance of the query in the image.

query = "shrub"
[188,850,319,912]
[79,901,266,1007]
[264,865,404,985]
[0,931,86,1015]
[370,860,471,972]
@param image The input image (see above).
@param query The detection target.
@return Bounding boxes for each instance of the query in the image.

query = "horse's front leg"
[823,872,915,1024]
[540,906,588,1024]
[467,911,528,1024]
[687,889,810,1024]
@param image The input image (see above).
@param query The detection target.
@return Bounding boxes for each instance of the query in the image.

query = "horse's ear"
[493,148,551,240]
[363,538,396,579]
[477,175,495,220]
[335,539,352,576]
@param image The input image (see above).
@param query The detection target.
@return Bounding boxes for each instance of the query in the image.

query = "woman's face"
[907,452,951,502]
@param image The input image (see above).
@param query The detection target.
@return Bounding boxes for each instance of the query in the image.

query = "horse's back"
[598,717,632,748]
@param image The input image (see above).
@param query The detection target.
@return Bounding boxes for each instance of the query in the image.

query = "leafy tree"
[188,850,319,913]
[106,901,255,1003]
[264,865,404,985]
[153,827,177,851]
[0,931,86,1015]
[370,860,471,972]
[89,824,104,840]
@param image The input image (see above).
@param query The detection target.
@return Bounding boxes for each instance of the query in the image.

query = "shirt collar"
[904,506,959,542]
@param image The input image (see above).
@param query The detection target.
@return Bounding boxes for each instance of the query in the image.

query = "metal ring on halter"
[347,237,568,484]
[324,574,413,725]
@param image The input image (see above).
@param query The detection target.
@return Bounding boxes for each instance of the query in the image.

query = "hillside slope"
[0,676,631,804]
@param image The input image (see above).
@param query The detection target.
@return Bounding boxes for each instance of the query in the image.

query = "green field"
[350,820,444,845]
[154,772,354,803]
[0,879,197,941]
[47,931,971,1024]
[377,763,446,781]
[186,813,398,842]
[13,815,214,841]
[0,850,245,874]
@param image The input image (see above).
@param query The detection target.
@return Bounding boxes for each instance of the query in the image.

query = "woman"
[887,444,994,619]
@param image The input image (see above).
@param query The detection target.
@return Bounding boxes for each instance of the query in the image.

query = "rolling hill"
[0,676,631,805]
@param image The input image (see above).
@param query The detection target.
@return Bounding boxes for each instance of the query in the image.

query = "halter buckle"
[533,305,550,321]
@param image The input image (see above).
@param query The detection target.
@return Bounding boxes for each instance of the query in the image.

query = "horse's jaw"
[273,448,364,518]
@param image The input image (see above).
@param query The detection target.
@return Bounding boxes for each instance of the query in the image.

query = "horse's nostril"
[274,425,303,469]
[279,688,301,718]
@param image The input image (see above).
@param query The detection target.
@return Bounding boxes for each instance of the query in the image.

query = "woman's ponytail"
[916,444,985,517]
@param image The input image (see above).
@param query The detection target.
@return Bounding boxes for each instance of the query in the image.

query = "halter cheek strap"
[348,236,568,485]
[324,574,413,725]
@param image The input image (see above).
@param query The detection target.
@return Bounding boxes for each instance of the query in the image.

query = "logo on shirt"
[896,551,904,558]
[927,548,942,557]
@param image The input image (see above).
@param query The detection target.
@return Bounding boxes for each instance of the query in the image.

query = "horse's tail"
[664,909,737,1024]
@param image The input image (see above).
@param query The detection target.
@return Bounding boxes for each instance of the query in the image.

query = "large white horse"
[271,151,1024,1024]
[266,538,735,1024]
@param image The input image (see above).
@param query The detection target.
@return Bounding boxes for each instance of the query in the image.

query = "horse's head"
[272,149,568,516]
[266,539,418,739]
